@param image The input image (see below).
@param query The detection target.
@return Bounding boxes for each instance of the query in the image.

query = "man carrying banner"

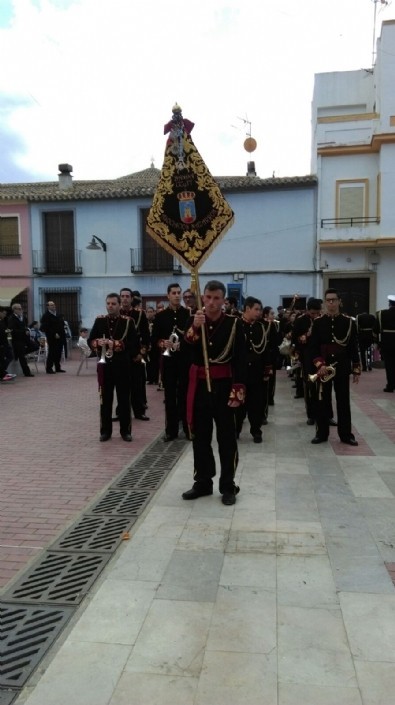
[182,280,247,505]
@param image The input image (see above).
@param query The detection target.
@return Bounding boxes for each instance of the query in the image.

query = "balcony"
[0,243,21,257]
[321,216,380,228]
[33,249,83,275]
[130,248,182,274]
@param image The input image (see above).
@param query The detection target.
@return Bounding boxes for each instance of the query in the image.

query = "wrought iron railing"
[321,216,380,228]
[33,250,83,274]
[130,248,182,273]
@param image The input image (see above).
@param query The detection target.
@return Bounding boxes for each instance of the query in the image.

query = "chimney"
[58,163,73,189]
[246,161,256,177]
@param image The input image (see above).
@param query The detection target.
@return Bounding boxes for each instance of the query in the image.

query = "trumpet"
[163,331,180,357]
[97,335,113,364]
[308,363,337,383]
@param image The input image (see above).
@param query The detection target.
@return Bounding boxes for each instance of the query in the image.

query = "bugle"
[308,363,337,383]
[163,331,179,357]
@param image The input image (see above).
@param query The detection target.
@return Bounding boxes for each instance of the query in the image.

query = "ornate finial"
[172,103,182,113]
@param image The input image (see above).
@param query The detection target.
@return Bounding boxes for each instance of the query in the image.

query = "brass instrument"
[308,363,337,384]
[163,331,179,357]
[97,335,113,363]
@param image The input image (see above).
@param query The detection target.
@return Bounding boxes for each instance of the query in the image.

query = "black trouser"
[314,366,352,440]
[162,354,188,438]
[192,378,239,494]
[100,361,131,437]
[13,343,31,376]
[46,339,62,371]
[236,361,264,437]
[382,348,395,390]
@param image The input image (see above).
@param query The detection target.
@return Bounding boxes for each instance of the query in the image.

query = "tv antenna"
[231,115,257,154]
[372,0,390,66]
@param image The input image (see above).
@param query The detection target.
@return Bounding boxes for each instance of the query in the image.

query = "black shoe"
[24,372,35,377]
[311,436,328,444]
[340,437,359,446]
[121,434,132,442]
[182,487,213,500]
[253,435,262,443]
[383,387,394,393]
[112,416,119,422]
[46,369,56,374]
[56,369,66,373]
[306,418,315,425]
[294,394,304,399]
[164,434,178,442]
[329,418,338,426]
[222,492,236,506]
[135,414,150,421]
[100,434,111,442]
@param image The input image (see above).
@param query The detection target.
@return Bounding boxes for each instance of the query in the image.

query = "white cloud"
[0,0,393,182]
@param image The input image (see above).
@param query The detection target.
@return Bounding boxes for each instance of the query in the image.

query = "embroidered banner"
[146,104,234,271]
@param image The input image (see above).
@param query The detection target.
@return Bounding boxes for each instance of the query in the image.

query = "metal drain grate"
[51,515,137,553]
[0,688,18,705]
[0,602,73,689]
[3,552,110,605]
[114,467,167,491]
[90,489,152,516]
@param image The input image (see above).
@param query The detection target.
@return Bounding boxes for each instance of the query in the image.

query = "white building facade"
[312,19,395,314]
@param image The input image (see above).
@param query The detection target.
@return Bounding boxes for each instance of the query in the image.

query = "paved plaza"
[1,354,395,705]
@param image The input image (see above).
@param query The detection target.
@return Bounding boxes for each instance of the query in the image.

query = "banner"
[146,104,234,271]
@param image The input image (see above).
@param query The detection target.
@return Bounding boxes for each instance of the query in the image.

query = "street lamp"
[86,236,107,272]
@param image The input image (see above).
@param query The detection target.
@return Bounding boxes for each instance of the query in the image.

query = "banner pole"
[191,269,211,393]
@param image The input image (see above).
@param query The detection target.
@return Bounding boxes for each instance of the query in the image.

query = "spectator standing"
[7,303,35,377]
[40,301,66,374]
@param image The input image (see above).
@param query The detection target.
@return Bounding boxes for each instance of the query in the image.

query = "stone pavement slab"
[7,365,395,705]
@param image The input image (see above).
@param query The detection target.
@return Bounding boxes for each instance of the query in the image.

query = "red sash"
[186,363,232,427]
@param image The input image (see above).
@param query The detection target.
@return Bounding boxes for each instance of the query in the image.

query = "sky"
[0,0,393,184]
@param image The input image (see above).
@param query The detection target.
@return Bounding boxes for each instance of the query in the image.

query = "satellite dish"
[244,137,257,153]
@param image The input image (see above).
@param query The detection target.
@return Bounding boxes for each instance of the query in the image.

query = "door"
[328,277,370,316]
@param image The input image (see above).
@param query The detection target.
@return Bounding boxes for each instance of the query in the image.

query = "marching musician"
[309,288,361,446]
[151,282,190,441]
[120,288,150,421]
[292,297,323,424]
[88,293,139,443]
[236,297,272,443]
[374,294,395,392]
[182,280,247,506]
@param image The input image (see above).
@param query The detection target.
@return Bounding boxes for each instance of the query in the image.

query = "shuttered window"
[43,211,75,273]
[141,208,173,271]
[336,181,367,225]
[0,216,20,256]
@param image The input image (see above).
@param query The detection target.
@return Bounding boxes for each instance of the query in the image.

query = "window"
[141,208,174,272]
[0,215,20,256]
[336,180,368,225]
[43,211,76,273]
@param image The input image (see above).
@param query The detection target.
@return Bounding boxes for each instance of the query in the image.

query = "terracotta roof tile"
[0,167,317,202]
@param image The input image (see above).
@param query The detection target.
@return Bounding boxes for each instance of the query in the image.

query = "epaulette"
[120,314,130,320]
[96,315,106,319]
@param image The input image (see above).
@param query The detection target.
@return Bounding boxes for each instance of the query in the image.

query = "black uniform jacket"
[240,318,272,374]
[87,315,139,361]
[309,313,361,374]
[185,313,247,386]
[151,306,190,355]
[374,307,395,352]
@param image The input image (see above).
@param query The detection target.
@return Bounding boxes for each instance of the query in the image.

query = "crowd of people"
[2,286,395,502]
[0,300,72,382]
